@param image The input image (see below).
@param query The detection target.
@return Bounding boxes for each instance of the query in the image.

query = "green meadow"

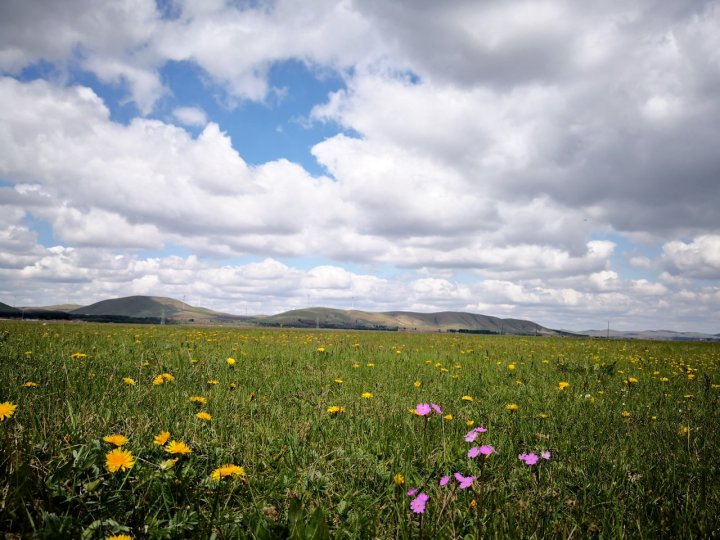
[1,321,719,538]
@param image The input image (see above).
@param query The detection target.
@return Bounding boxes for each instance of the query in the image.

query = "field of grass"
[1,321,719,539]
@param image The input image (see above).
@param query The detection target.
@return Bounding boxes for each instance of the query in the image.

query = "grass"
[0,321,719,538]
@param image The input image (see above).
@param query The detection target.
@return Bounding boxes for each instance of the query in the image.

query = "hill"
[72,296,249,323]
[255,307,568,335]
[580,329,720,341]
[0,302,21,315]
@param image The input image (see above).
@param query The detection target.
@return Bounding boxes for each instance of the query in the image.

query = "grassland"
[1,321,719,538]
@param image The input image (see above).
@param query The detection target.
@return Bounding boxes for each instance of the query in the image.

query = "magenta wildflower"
[454,472,476,489]
[479,445,495,456]
[431,403,442,415]
[407,488,418,497]
[464,426,488,442]
[415,403,432,416]
[439,475,450,486]
[518,452,539,465]
[541,450,551,460]
[468,446,481,458]
[410,493,429,514]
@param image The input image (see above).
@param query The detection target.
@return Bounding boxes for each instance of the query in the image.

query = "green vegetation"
[1,321,719,538]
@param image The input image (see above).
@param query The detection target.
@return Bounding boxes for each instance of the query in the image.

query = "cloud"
[172,106,208,126]
[662,235,720,279]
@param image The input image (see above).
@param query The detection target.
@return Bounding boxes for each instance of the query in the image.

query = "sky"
[1,0,719,332]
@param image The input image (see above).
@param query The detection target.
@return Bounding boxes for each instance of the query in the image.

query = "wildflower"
[0,402,18,421]
[558,381,570,390]
[208,379,219,385]
[431,403,442,415]
[628,377,638,384]
[189,396,207,405]
[414,381,421,388]
[226,357,236,366]
[105,448,135,473]
[466,420,474,427]
[153,431,170,446]
[541,450,551,460]
[415,403,431,416]
[443,414,453,421]
[454,472,476,489]
[621,410,631,418]
[165,440,192,455]
[538,413,549,419]
[327,405,345,414]
[678,426,690,436]
[105,535,133,540]
[122,377,136,385]
[407,488,418,497]
[211,464,246,482]
[334,379,343,384]
[361,392,373,399]
[468,447,481,458]
[518,453,539,466]
[22,381,38,387]
[103,434,128,447]
[461,395,473,402]
[439,475,450,486]
[507,363,516,371]
[70,352,87,359]
[516,380,524,385]
[505,403,519,412]
[196,412,212,421]
[153,373,174,385]
[660,377,669,382]
[159,458,178,471]
[393,473,405,486]
[317,347,325,353]
[352,363,360,369]
[410,493,429,514]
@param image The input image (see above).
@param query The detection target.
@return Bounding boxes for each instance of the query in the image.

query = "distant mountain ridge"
[72,296,248,323]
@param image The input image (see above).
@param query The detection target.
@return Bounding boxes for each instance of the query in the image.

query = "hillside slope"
[72,296,245,322]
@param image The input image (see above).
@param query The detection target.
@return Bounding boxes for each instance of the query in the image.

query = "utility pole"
[607,320,610,339]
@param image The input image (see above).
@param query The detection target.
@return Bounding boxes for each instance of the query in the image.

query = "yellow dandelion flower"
[105,448,135,473]
[507,364,516,371]
[558,381,570,390]
[351,363,360,369]
[678,426,690,436]
[414,381,421,388]
[660,377,670,382]
[153,431,170,446]
[165,440,192,455]
[334,379,344,384]
[628,377,638,384]
[23,381,38,387]
[366,363,375,367]
[103,434,128,447]
[505,403,519,412]
[226,357,236,366]
[393,473,405,486]
[316,347,325,353]
[105,535,133,540]
[196,411,212,421]
[189,396,207,405]
[208,379,219,385]
[210,464,246,482]
[516,380,524,385]
[461,395,473,402]
[327,405,345,414]
[466,420,474,426]
[122,377,136,386]
[70,352,87,359]
[159,458,178,471]
[443,414,453,421]
[0,402,18,421]
[538,413,550,419]
[361,392,373,399]
[621,410,632,418]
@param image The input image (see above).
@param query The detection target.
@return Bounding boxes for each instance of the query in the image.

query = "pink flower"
[439,475,450,486]
[518,452,539,465]
[541,450,551,460]
[454,472,476,489]
[468,446,481,458]
[464,426,488,442]
[410,493,429,514]
[407,488,418,497]
[479,445,495,456]
[431,403,442,415]
[415,403,431,416]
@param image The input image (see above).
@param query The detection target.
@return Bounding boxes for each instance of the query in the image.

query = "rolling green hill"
[0,302,21,315]
[71,296,247,323]
[255,307,565,335]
